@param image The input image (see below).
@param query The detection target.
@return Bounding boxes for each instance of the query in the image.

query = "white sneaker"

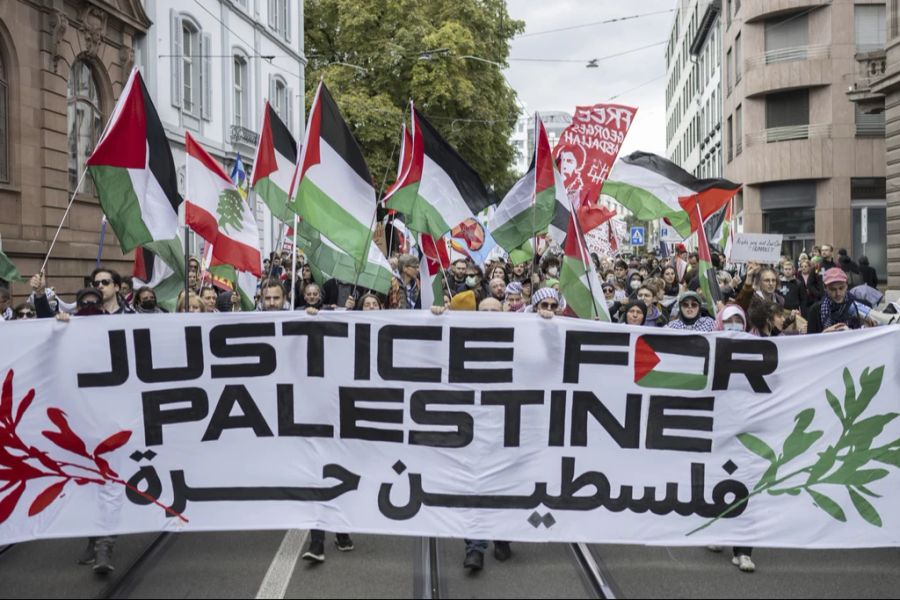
[706,545,723,552]
[732,554,755,572]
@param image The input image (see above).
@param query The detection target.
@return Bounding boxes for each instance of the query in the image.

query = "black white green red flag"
[680,194,720,316]
[251,103,298,224]
[560,201,613,321]
[418,233,450,309]
[490,114,564,252]
[384,103,492,240]
[289,82,375,269]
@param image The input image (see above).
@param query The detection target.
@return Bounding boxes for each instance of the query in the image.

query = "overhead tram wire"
[518,8,676,38]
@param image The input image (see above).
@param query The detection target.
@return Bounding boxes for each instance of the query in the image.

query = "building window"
[766,89,809,140]
[0,53,7,184]
[67,60,102,195]
[273,79,287,122]
[233,55,248,128]
[727,115,733,162]
[735,33,742,83]
[892,0,899,39]
[726,48,733,95]
[765,12,809,63]
[735,104,742,155]
[856,4,887,53]
[269,0,291,40]
[856,103,886,136]
[182,22,199,115]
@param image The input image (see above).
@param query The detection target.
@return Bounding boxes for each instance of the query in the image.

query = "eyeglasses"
[602,288,614,294]
[16,311,35,318]
[92,279,113,288]
[538,302,559,310]
[79,300,100,307]
[681,301,700,309]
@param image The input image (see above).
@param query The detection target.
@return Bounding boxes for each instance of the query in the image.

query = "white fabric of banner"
[0,312,898,548]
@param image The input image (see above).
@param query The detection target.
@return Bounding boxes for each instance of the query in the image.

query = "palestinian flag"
[185,132,262,276]
[251,103,298,224]
[680,194,721,316]
[419,233,450,308]
[296,220,393,295]
[0,242,24,284]
[384,124,413,203]
[133,239,185,312]
[603,152,741,238]
[207,259,258,311]
[86,69,182,254]
[491,114,563,252]
[559,199,611,321]
[289,82,375,269]
[384,102,493,240]
[634,334,710,390]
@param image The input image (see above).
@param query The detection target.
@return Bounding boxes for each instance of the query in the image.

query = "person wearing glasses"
[666,292,715,332]
[87,267,134,315]
[11,302,37,320]
[527,287,561,319]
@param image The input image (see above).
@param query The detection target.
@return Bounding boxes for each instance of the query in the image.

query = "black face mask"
[77,303,104,316]
[140,299,157,310]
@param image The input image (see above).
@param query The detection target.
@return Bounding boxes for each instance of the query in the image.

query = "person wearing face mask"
[667,291,715,331]
[626,271,644,298]
[133,286,165,314]
[715,304,749,333]
[504,282,526,312]
[464,265,489,302]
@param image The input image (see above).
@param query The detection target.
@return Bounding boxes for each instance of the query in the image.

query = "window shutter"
[170,10,182,109]
[286,86,294,134]
[268,0,276,29]
[268,73,275,108]
[201,33,212,121]
[285,2,291,41]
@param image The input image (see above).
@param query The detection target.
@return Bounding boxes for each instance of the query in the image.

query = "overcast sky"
[504,0,675,156]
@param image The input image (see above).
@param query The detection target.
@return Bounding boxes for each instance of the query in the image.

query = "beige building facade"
[722,0,888,278]
[870,1,900,290]
[0,0,148,297]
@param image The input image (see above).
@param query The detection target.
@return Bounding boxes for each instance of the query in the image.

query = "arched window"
[273,78,287,122]
[67,60,101,194]
[233,54,248,128]
[0,53,7,183]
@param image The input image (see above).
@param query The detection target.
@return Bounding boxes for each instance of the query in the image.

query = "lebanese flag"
[385,102,493,240]
[419,233,449,308]
[185,132,261,276]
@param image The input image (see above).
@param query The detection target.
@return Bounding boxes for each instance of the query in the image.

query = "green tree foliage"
[305,0,524,196]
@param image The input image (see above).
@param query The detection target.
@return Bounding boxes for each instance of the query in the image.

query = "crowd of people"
[0,239,896,575]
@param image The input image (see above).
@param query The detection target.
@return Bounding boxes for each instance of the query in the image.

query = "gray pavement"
[1,532,899,598]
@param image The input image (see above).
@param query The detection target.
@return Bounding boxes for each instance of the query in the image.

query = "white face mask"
[630,280,642,290]
[723,323,744,332]
[548,267,559,277]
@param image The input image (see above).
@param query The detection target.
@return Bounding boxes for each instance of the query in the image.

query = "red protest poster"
[553,103,637,207]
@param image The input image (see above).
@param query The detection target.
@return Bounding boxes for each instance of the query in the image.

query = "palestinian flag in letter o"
[634,335,710,391]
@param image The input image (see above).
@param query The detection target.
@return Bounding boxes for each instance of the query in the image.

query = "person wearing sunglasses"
[88,267,134,315]
[528,287,561,319]
[666,291,715,332]
[12,302,37,320]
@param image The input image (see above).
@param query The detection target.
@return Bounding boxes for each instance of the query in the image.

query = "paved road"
[1,532,898,598]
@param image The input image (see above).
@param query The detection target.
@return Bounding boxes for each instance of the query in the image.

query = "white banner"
[730,233,784,264]
[0,313,898,548]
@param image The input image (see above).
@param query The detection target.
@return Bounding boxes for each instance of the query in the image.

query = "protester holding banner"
[806,268,867,334]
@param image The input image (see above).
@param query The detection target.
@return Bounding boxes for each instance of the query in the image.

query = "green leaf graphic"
[825,390,845,425]
[855,367,885,421]
[217,189,245,234]
[843,368,858,423]
[737,433,777,463]
[848,488,882,527]
[806,489,847,522]
[782,409,823,463]
[873,448,900,468]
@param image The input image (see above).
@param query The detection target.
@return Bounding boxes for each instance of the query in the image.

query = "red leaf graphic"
[0,370,13,425]
[0,481,26,524]
[93,431,132,457]
[14,388,35,426]
[43,409,89,457]
[0,462,42,481]
[30,449,60,474]
[94,456,118,479]
[28,480,66,516]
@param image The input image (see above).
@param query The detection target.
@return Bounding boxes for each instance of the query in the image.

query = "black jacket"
[797,273,823,313]
[778,278,802,311]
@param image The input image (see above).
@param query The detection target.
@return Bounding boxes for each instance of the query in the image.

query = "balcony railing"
[745,44,830,70]
[746,123,831,145]
[230,125,259,147]
[856,113,885,136]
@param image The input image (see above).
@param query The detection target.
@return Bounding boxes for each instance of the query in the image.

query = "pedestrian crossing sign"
[630,227,645,246]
